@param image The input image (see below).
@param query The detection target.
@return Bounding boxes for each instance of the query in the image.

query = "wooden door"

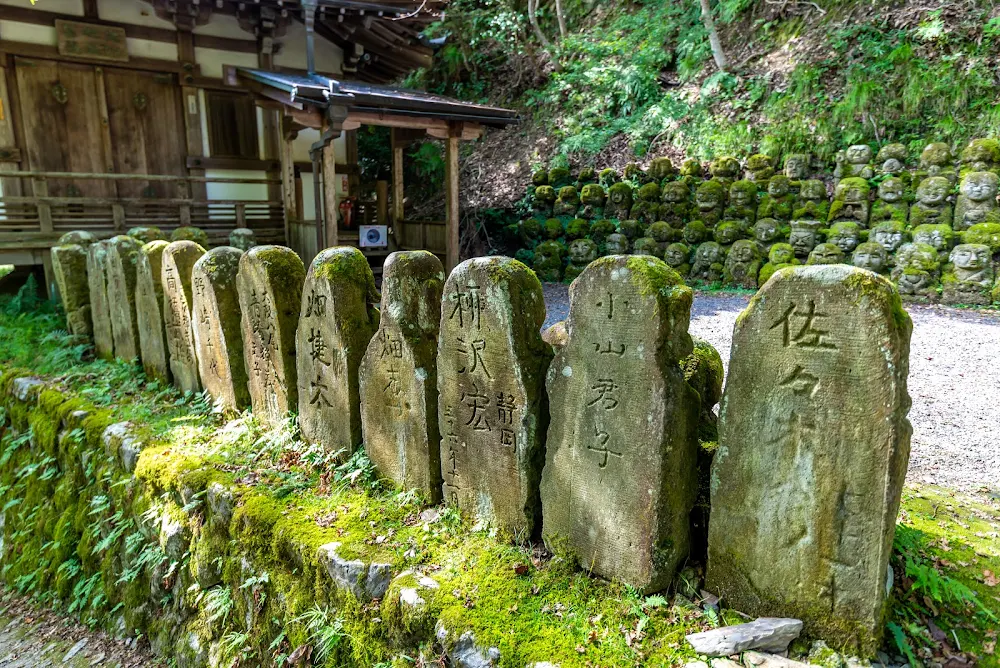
[103,68,187,198]
[14,57,113,197]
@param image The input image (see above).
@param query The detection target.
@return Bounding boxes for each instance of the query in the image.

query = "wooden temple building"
[0,0,517,293]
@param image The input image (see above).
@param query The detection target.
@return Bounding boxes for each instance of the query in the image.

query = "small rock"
[685,662,710,668]
[686,618,803,656]
[206,482,235,526]
[61,638,88,663]
[399,587,424,608]
[317,542,392,601]
[420,508,441,523]
[809,640,845,668]
[12,377,44,401]
[713,660,743,668]
[742,651,812,668]
[436,624,501,668]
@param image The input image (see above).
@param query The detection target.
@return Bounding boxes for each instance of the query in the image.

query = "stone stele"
[86,239,115,359]
[135,240,171,381]
[192,247,250,413]
[105,235,143,362]
[237,245,305,425]
[162,240,207,393]
[51,240,92,337]
[437,256,552,537]
[359,251,445,500]
[540,255,700,593]
[297,247,380,457]
[707,264,912,653]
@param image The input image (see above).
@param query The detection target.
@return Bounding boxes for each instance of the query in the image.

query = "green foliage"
[292,605,347,664]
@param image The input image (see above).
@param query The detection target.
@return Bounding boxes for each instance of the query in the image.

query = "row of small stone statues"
[529,139,1000,229]
[50,226,910,653]
[529,216,1000,305]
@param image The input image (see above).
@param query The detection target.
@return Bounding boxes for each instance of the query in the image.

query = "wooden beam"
[390,127,405,223]
[92,67,118,194]
[0,6,258,53]
[186,156,281,171]
[0,64,22,197]
[444,129,460,273]
[181,86,208,199]
[0,41,202,76]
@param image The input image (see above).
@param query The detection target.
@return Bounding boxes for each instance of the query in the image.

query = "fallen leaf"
[984,569,999,587]
[513,563,529,575]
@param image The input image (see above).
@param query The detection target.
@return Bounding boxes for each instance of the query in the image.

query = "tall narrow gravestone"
[540,255,700,593]
[87,240,115,359]
[135,240,171,382]
[707,265,912,653]
[359,251,445,499]
[297,247,380,457]
[105,235,142,362]
[162,241,207,394]
[51,231,95,337]
[192,247,249,413]
[437,257,552,537]
[237,246,305,425]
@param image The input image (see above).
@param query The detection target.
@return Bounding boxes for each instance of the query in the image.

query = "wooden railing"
[0,171,286,253]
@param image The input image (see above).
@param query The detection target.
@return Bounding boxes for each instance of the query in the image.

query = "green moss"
[171,226,209,246]
[565,218,590,240]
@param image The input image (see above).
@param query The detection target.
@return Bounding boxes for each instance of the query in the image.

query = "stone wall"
[514,139,1000,306]
[28,226,916,658]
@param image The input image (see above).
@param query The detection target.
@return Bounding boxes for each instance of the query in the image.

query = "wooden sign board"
[55,20,129,62]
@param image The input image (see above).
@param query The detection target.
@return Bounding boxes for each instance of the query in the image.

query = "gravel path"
[0,590,157,667]
[542,284,1000,495]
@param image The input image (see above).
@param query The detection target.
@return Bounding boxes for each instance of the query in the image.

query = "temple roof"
[235,68,519,127]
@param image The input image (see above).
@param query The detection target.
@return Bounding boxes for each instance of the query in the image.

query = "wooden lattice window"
[205,91,259,160]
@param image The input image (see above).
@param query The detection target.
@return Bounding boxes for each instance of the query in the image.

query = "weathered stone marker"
[237,245,305,424]
[297,247,380,457]
[162,241,207,393]
[359,251,445,499]
[707,264,912,653]
[192,247,249,413]
[86,240,115,359]
[437,256,552,536]
[105,235,142,362]
[135,240,171,381]
[51,231,95,337]
[540,255,700,592]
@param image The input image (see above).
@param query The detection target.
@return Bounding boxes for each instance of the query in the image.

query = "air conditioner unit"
[359,225,388,248]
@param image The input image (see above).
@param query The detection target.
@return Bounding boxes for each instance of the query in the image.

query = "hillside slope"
[411,0,1000,226]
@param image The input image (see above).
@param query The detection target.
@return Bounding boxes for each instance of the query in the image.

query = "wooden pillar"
[444,127,461,273]
[390,128,405,224]
[178,29,207,200]
[0,64,22,198]
[376,180,388,225]
[259,39,283,209]
[318,105,347,249]
[279,122,297,244]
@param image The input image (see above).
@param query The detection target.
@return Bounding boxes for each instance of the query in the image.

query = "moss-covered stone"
[437,257,552,538]
[192,247,250,413]
[631,236,659,258]
[51,242,92,337]
[298,247,379,458]
[135,240,171,382]
[891,242,941,300]
[588,219,616,245]
[532,240,566,282]
[105,235,143,362]
[941,243,994,305]
[86,240,115,359]
[237,245,305,424]
[605,182,634,219]
[128,226,167,244]
[360,251,444,500]
[229,228,257,251]
[756,175,793,221]
[565,218,590,240]
[962,222,1000,253]
[793,180,829,221]
[694,180,726,228]
[745,153,775,184]
[708,264,912,654]
[959,138,1000,177]
[541,255,697,593]
[547,167,573,189]
[163,240,207,394]
[909,176,953,227]
[543,218,563,240]
[722,239,760,289]
[598,168,619,187]
[954,171,1000,231]
[171,226,210,247]
[828,177,870,226]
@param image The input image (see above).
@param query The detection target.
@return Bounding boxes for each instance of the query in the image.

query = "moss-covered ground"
[0,301,997,666]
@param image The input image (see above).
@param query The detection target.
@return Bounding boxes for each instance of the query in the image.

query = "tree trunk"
[698,0,728,72]
[527,0,562,71]
[554,0,568,40]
